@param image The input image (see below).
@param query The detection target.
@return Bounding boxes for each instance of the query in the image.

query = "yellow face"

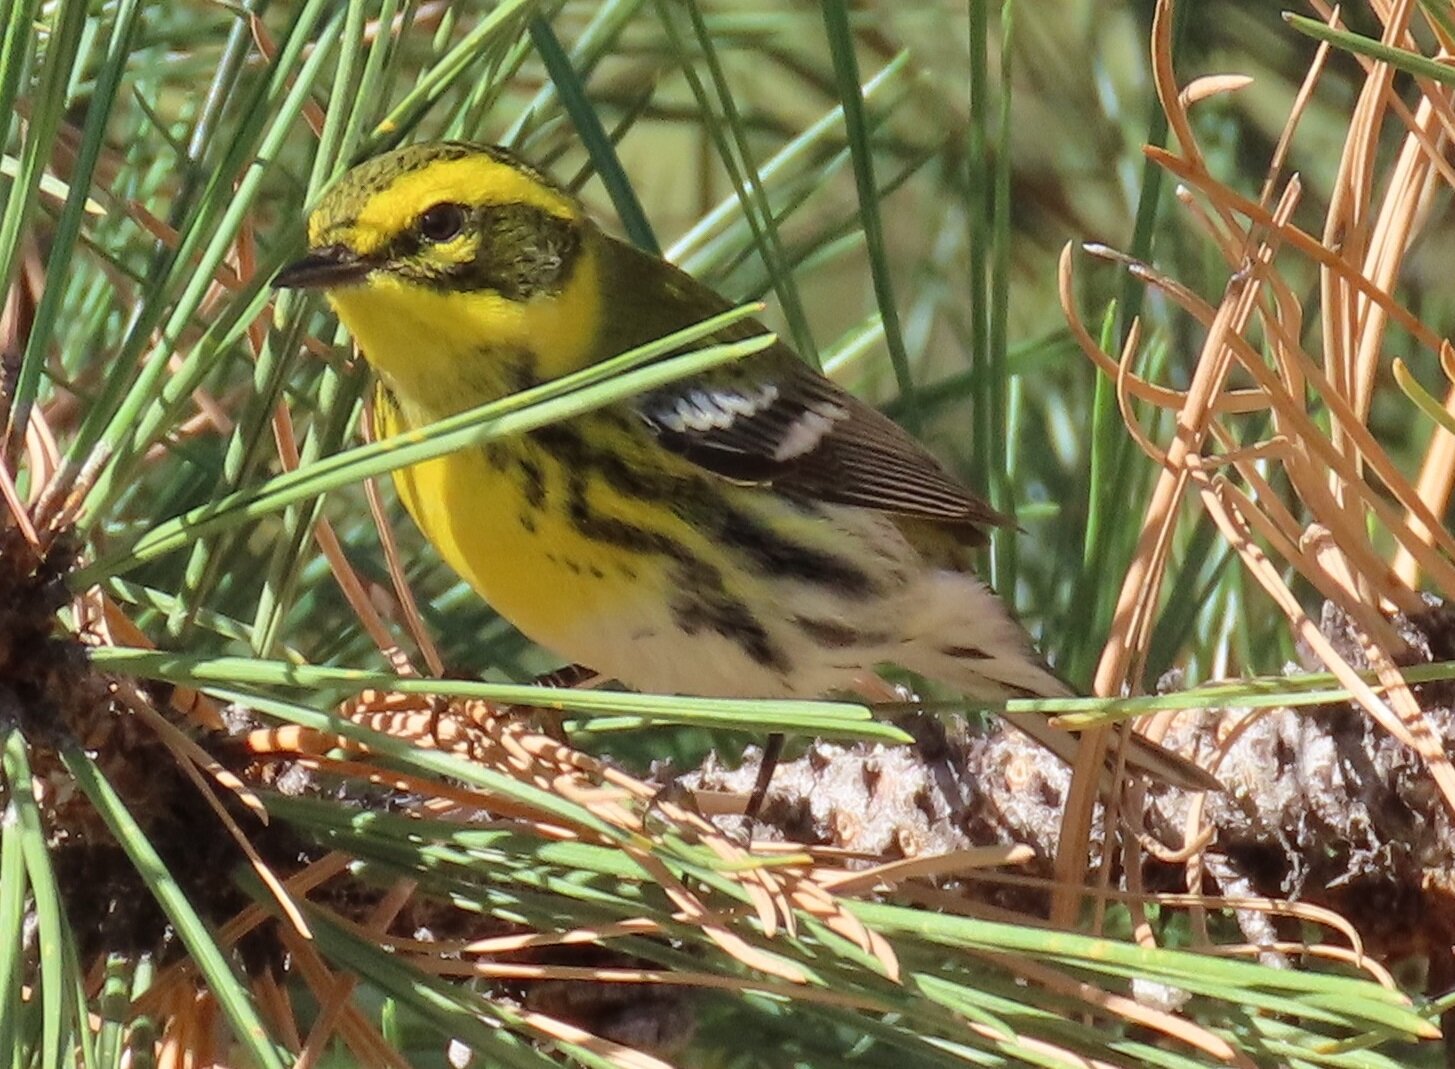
[275,142,602,410]
[305,147,577,259]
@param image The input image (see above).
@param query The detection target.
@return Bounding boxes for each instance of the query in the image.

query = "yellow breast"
[372,393,657,655]
[326,236,603,410]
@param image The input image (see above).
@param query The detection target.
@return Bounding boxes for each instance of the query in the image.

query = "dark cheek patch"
[386,202,583,299]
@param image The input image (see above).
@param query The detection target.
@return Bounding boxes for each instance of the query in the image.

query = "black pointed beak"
[273,245,372,290]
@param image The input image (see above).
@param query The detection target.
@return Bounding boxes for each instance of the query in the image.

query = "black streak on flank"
[505,351,540,393]
[718,507,874,595]
[941,645,991,660]
[529,423,589,465]
[529,417,861,673]
[671,592,786,671]
[484,443,511,471]
[517,456,546,508]
[794,616,888,650]
[533,423,678,503]
[532,420,874,596]
[551,457,789,673]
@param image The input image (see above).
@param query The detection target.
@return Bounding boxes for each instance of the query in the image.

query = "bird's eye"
[418,202,466,242]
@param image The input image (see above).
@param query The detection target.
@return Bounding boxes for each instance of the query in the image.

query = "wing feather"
[601,235,1008,531]
[638,357,1008,528]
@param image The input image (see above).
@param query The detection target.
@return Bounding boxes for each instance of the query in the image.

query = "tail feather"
[896,571,1069,699]
[901,571,1221,793]
[1002,712,1222,793]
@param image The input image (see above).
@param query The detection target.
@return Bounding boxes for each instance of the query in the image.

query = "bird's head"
[275,142,602,401]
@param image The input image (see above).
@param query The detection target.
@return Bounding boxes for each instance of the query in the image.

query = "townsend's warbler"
[274,142,1219,798]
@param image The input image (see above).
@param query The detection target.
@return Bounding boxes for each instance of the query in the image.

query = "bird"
[273,141,1219,809]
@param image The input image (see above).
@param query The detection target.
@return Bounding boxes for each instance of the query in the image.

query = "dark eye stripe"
[383,201,583,299]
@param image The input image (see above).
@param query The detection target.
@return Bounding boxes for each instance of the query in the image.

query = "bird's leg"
[744,675,907,822]
[742,732,785,823]
[528,663,603,742]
